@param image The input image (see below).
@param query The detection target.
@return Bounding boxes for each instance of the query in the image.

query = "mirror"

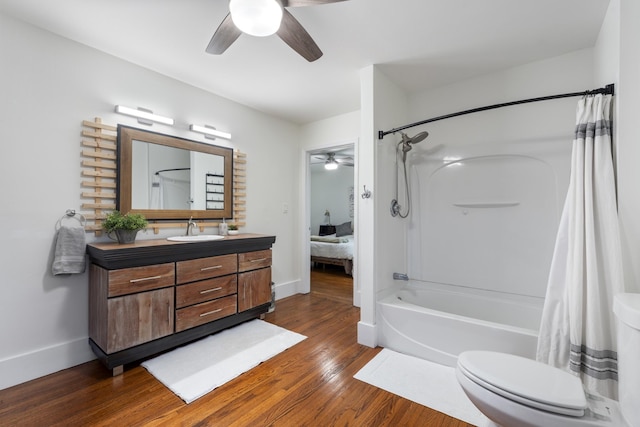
[118,125,233,220]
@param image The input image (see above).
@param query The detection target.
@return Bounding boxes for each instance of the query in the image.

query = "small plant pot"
[108,229,140,244]
[228,230,239,235]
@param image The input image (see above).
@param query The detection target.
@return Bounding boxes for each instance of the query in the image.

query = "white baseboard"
[1,279,304,391]
[274,279,302,300]
[0,338,95,390]
[357,321,378,348]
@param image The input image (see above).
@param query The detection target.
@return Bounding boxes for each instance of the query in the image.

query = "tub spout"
[393,272,409,281]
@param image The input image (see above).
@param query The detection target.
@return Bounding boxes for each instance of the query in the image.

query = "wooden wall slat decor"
[80,118,117,234]
[79,118,248,234]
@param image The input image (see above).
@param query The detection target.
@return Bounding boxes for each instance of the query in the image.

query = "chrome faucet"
[185,216,197,236]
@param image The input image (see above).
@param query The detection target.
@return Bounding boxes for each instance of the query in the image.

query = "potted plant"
[103,210,148,244]
[228,224,239,235]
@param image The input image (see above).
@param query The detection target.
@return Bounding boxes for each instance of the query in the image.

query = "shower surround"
[377,136,571,364]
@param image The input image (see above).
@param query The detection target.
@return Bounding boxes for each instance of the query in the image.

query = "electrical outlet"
[282,203,289,214]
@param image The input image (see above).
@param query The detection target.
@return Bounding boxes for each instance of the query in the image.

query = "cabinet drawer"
[107,263,175,297]
[176,254,237,284]
[176,275,237,309]
[175,294,237,332]
[238,250,272,272]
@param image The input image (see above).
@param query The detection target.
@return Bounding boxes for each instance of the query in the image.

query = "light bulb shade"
[190,124,232,140]
[324,161,338,170]
[115,105,174,125]
[230,0,283,37]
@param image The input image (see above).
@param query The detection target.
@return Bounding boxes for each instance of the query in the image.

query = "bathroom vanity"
[86,234,275,375]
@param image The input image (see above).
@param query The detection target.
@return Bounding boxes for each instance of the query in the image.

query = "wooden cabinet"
[238,250,272,311]
[89,263,175,354]
[105,287,174,352]
[87,234,275,375]
[176,295,237,332]
[176,254,237,284]
[175,254,239,332]
[238,268,272,311]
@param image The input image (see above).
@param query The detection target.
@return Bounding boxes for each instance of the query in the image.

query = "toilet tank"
[614,293,640,427]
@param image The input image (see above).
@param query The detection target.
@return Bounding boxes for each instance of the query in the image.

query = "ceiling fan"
[206,0,348,62]
[313,152,354,169]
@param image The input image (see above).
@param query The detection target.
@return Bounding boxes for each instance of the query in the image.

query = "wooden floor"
[0,268,473,427]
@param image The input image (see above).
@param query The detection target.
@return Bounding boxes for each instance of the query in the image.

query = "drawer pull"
[200,287,223,294]
[200,265,223,271]
[250,258,268,263]
[129,275,163,283]
[200,308,222,317]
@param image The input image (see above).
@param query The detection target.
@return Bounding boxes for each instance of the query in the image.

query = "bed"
[310,234,354,275]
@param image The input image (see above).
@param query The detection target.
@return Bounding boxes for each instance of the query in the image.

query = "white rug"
[142,319,306,403]
[354,349,491,426]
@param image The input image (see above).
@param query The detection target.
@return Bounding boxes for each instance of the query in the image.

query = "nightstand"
[318,225,336,236]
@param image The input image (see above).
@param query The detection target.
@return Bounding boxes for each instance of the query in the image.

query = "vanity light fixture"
[115,105,175,126]
[190,124,232,141]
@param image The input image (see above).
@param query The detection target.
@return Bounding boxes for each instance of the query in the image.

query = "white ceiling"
[0,0,610,124]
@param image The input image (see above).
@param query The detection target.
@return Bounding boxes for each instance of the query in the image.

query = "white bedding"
[310,234,354,260]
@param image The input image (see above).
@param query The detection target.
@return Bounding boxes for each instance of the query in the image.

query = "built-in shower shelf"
[453,201,520,208]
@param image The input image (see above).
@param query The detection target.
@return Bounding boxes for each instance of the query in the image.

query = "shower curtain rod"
[155,167,190,175]
[378,83,615,140]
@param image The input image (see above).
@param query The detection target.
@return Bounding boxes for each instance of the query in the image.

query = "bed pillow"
[335,221,352,237]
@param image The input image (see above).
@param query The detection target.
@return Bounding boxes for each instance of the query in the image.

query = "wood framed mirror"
[117,125,233,220]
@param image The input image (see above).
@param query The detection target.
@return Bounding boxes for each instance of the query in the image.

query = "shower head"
[402,131,429,145]
[398,131,429,161]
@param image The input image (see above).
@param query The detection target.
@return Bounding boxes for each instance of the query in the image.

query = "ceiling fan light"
[324,160,338,170]
[230,0,283,37]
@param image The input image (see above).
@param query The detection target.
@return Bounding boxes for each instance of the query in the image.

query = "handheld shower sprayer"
[391,130,430,218]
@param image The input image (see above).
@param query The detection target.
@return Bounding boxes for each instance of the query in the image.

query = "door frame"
[299,139,359,306]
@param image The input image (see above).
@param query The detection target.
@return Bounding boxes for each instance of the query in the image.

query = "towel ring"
[56,209,87,230]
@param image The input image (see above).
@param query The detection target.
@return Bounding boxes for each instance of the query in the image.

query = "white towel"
[52,226,86,275]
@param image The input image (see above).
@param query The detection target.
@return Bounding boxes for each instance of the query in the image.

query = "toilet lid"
[458,351,587,417]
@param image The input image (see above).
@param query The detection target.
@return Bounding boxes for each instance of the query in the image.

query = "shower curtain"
[536,94,623,400]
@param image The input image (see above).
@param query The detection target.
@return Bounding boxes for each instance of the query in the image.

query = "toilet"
[456,293,640,427]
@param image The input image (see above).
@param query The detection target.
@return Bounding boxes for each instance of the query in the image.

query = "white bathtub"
[377,281,543,367]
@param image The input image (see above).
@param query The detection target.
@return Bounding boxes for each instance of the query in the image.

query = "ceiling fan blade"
[206,13,242,55]
[282,0,349,7]
[277,9,323,62]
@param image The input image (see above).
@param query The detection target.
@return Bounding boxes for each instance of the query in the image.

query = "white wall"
[296,111,359,298]
[616,0,640,293]
[0,13,300,390]
[355,66,409,346]
[310,164,354,235]
[401,50,594,298]
[300,111,360,147]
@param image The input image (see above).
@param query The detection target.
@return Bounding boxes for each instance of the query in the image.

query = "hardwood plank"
[0,269,474,427]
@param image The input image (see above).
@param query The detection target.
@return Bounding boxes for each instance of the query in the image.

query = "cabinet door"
[106,287,174,353]
[238,267,271,312]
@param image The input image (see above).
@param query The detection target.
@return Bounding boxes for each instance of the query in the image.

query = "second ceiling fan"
[206,0,348,62]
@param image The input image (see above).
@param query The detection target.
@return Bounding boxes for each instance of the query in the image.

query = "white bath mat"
[142,319,306,404]
[354,348,490,426]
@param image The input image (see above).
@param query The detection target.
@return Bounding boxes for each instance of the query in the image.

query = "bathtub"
[377,281,543,367]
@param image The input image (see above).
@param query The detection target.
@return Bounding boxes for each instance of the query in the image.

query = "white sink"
[167,235,225,242]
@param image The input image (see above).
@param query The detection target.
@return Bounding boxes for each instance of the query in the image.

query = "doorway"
[306,143,356,305]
